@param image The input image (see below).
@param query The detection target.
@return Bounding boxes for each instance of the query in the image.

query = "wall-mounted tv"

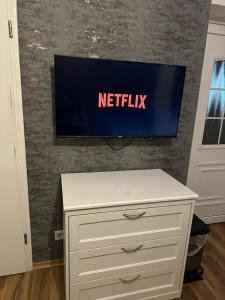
[54,55,186,137]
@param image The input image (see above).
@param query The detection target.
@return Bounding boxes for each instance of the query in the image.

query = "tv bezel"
[54,55,186,139]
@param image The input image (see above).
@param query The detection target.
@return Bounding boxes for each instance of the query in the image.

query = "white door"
[0,0,32,275]
[187,23,225,224]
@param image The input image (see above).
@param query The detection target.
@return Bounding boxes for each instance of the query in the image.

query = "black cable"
[104,138,135,150]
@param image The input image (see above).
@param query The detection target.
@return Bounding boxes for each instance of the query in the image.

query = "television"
[54,55,186,137]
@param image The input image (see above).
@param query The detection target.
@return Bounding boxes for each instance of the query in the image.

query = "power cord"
[104,138,135,150]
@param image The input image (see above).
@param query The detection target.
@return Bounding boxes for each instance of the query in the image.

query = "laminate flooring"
[1,223,225,300]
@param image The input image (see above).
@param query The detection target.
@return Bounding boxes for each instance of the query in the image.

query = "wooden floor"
[0,223,225,300]
[177,222,225,300]
[0,266,64,300]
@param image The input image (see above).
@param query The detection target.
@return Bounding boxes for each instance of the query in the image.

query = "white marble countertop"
[61,169,198,211]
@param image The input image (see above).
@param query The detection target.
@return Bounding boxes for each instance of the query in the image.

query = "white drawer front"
[70,236,185,283]
[69,204,191,251]
[70,266,181,300]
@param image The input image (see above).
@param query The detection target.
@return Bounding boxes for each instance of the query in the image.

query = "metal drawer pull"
[121,245,143,253]
[123,211,146,220]
[119,275,141,284]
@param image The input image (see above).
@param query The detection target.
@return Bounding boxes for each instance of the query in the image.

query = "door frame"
[5,0,33,271]
[187,22,225,157]
[191,22,225,152]
[187,21,225,224]
[187,22,225,153]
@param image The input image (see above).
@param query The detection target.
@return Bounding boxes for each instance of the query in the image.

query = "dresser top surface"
[61,169,197,211]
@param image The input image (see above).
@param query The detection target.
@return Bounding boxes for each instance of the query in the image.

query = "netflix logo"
[98,93,148,109]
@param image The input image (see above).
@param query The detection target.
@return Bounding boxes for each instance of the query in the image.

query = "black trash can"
[184,214,209,283]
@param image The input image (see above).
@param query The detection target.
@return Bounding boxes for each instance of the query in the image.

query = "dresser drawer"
[70,265,182,300]
[69,204,191,251]
[70,236,185,283]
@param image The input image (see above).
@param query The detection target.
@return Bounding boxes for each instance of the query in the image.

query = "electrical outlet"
[54,230,64,240]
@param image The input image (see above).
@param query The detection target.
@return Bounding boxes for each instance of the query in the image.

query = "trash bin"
[184,214,209,283]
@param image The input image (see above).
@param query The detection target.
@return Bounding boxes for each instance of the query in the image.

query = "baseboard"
[33,259,64,270]
[201,214,225,224]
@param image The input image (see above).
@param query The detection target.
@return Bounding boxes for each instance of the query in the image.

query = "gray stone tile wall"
[17,0,211,261]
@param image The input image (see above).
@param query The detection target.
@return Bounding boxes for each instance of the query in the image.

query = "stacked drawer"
[68,203,191,300]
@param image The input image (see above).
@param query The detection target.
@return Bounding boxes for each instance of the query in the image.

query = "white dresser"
[62,169,197,300]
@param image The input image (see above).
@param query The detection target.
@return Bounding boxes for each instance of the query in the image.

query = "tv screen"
[54,55,186,137]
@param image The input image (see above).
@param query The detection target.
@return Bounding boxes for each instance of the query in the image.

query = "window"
[202,60,225,144]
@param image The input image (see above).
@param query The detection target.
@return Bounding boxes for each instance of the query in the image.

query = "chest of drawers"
[62,169,197,300]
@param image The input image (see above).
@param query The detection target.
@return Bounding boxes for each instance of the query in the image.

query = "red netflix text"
[98,93,148,109]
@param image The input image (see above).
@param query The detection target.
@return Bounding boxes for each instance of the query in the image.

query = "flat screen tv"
[54,55,186,137]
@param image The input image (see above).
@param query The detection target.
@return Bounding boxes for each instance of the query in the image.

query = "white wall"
[212,0,225,6]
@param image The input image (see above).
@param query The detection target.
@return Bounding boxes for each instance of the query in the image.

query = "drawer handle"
[123,212,146,220]
[119,274,141,284]
[121,245,143,253]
